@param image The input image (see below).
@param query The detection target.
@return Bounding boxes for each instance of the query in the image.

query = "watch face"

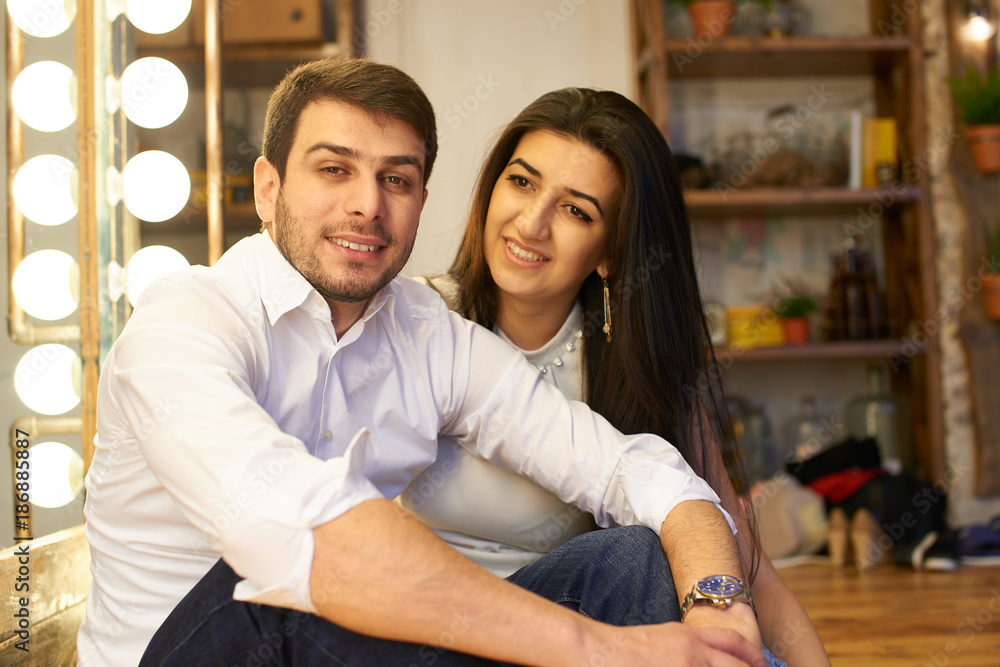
[697,574,744,599]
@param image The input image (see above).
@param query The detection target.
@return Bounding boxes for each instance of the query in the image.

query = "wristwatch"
[680,574,755,620]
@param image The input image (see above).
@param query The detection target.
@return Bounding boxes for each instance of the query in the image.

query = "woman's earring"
[602,276,612,343]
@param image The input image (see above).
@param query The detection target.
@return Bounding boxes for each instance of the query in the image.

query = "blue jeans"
[139,526,786,666]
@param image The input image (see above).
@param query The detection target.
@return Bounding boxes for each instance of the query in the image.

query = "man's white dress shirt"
[78,232,729,665]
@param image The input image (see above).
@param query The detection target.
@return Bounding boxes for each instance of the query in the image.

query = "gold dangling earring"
[602,276,612,343]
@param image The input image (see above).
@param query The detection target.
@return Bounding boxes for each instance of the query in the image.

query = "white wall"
[363,0,634,278]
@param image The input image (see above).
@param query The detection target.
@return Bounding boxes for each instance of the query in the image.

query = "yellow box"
[726,306,785,349]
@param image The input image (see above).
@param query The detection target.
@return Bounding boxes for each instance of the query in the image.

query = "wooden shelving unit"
[632,0,944,482]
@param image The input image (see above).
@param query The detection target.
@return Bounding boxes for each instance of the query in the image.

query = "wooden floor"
[780,560,1000,666]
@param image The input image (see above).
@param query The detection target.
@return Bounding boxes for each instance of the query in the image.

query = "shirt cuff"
[619,459,737,536]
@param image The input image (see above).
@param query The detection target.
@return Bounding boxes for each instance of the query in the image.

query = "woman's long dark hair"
[450,88,759,582]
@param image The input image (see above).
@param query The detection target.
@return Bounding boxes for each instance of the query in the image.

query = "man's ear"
[254,156,279,224]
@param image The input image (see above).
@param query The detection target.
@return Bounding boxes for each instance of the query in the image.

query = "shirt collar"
[254,231,398,335]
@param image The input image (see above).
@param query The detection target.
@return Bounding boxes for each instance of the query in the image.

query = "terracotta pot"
[965,124,1000,174]
[781,317,810,346]
[983,273,1000,320]
[687,0,736,38]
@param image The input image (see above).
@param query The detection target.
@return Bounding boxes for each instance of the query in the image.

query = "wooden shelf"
[715,339,925,362]
[684,185,922,217]
[661,35,912,78]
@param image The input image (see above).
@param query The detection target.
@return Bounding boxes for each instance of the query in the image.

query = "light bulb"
[962,0,997,41]
[962,16,997,41]
[14,344,82,416]
[122,150,190,222]
[12,249,80,321]
[12,61,77,132]
[12,154,78,226]
[124,0,191,34]
[126,245,190,306]
[28,441,84,509]
[119,57,188,129]
[7,0,76,38]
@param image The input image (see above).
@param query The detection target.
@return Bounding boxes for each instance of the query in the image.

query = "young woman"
[399,88,829,665]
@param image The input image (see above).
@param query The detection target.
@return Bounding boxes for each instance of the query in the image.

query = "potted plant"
[770,276,821,345]
[948,63,1000,173]
[983,220,1000,320]
[669,0,771,39]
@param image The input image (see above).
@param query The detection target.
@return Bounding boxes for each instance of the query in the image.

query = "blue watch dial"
[696,574,744,599]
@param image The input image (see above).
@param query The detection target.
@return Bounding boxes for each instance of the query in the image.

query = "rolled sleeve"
[229,429,383,611]
[619,459,736,536]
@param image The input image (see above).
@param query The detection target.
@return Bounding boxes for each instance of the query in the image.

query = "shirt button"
[323,430,333,441]
[314,296,324,307]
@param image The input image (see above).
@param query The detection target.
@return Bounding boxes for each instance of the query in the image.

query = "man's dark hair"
[262,56,438,186]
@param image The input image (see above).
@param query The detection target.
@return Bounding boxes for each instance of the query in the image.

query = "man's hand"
[681,603,764,659]
[581,620,769,666]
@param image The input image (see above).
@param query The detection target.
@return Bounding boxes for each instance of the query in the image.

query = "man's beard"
[271,191,414,304]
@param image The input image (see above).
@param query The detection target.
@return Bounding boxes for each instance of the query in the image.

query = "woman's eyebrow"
[507,157,540,177]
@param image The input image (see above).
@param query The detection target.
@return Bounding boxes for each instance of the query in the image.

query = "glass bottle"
[727,396,778,484]
[858,244,887,339]
[843,243,868,340]
[782,394,835,466]
[845,364,913,475]
[825,251,846,341]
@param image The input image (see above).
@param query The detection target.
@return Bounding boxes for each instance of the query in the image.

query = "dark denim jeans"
[139,526,786,666]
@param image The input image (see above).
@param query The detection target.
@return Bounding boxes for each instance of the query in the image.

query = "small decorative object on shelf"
[668,0,770,39]
[948,63,1000,173]
[770,275,821,346]
[763,0,810,37]
[983,220,1000,320]
[824,238,887,341]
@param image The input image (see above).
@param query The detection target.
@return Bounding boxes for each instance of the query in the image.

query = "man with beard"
[79,57,765,667]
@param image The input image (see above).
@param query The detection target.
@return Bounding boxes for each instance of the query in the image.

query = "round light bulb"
[12,61,77,132]
[122,150,190,222]
[12,249,80,321]
[962,15,997,41]
[28,441,84,509]
[14,344,82,416]
[7,0,76,38]
[125,0,191,34]
[12,154,78,226]
[120,57,188,129]
[126,245,190,306]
